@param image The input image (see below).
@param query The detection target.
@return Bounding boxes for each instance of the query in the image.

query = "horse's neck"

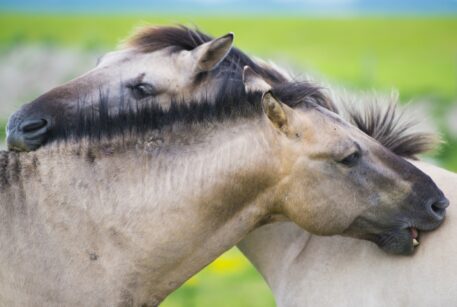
[0,150,38,215]
[0,120,283,304]
[238,221,312,291]
[124,122,281,299]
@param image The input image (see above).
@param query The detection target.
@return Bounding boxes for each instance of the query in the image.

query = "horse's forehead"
[314,106,349,127]
[97,49,139,68]
[99,48,176,68]
[297,107,351,136]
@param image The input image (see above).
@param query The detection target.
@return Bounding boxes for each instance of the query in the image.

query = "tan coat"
[239,161,457,307]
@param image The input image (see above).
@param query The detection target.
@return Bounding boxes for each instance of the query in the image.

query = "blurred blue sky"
[1,0,457,15]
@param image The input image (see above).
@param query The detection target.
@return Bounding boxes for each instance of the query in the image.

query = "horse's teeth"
[413,239,420,247]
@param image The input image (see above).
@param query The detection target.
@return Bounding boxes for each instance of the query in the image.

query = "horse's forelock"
[124,26,209,53]
[124,25,289,85]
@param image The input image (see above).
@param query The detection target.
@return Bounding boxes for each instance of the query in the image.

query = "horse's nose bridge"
[10,103,49,129]
[6,103,34,135]
[381,152,449,224]
[388,154,436,190]
[412,167,444,199]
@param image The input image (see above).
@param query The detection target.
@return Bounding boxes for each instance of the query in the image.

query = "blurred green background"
[0,6,456,307]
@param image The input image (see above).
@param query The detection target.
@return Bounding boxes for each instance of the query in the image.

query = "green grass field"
[0,13,456,306]
[1,14,456,102]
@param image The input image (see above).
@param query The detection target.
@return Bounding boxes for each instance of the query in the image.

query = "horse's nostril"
[429,197,449,219]
[7,117,50,152]
[20,119,48,133]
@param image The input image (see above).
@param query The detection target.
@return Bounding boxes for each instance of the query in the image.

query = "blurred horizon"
[1,0,457,15]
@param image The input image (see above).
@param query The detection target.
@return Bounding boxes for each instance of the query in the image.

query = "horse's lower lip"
[409,227,420,247]
[409,227,419,239]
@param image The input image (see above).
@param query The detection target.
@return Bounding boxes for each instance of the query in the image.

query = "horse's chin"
[342,219,420,255]
[374,227,420,255]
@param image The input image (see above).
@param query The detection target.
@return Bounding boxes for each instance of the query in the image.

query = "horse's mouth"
[369,226,423,255]
[343,219,424,255]
[409,227,420,248]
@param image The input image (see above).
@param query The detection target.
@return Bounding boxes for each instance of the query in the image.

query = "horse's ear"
[191,32,234,73]
[262,91,289,133]
[243,66,271,93]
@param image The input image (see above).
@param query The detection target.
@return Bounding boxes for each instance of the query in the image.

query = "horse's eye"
[129,83,157,100]
[338,151,361,167]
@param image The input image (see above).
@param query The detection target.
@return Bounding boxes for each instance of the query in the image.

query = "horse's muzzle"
[6,114,50,152]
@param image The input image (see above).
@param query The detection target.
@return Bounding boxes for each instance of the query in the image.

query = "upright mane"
[342,95,440,158]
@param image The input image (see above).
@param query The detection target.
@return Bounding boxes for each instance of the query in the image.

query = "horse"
[239,161,456,307]
[6,26,289,152]
[4,25,450,305]
[0,72,448,306]
[237,86,456,306]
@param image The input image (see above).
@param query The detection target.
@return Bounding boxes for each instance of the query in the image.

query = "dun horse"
[6,26,288,152]
[238,94,457,307]
[1,73,448,306]
[240,162,457,307]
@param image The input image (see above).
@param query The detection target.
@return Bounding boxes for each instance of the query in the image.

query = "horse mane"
[343,97,440,158]
[125,25,288,85]
[46,79,324,147]
[48,24,439,158]
[274,83,439,158]
[44,78,438,159]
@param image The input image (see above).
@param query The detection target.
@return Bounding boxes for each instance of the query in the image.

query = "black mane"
[43,77,437,159]
[123,25,438,157]
[40,25,438,158]
[346,101,439,158]
[46,78,324,147]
